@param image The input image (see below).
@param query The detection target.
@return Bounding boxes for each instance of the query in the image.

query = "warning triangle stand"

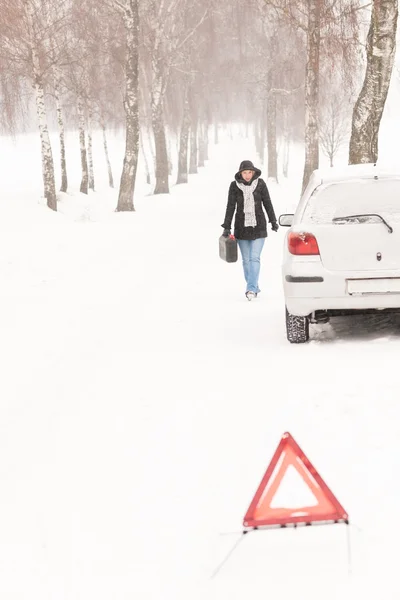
[243,432,348,529]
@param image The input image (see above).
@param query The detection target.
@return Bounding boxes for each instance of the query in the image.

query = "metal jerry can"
[219,234,238,263]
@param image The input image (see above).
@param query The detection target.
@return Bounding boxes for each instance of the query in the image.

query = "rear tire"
[286,307,310,343]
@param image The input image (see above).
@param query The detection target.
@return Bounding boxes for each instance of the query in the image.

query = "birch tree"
[144,0,170,194]
[263,0,361,191]
[114,0,140,212]
[101,118,115,188]
[349,0,398,164]
[87,102,95,191]
[89,9,125,190]
[46,0,70,194]
[0,0,76,209]
[22,0,57,210]
[302,0,321,192]
[176,82,190,184]
[0,0,374,210]
[67,1,98,194]
[54,76,68,193]
[189,98,198,175]
[77,94,89,194]
[0,4,31,138]
[319,85,351,166]
[174,2,210,183]
[320,102,349,166]
[142,0,209,194]
[229,1,304,181]
[0,67,26,136]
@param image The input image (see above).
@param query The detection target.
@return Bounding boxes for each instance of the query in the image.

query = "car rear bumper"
[286,294,400,316]
[283,261,400,316]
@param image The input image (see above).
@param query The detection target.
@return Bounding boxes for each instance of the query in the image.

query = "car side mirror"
[279,214,294,227]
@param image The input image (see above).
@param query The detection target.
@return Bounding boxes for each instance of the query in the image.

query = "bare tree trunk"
[214,122,219,144]
[260,105,267,164]
[254,116,264,162]
[283,136,290,178]
[166,129,173,175]
[139,65,152,184]
[24,0,57,211]
[147,17,169,196]
[349,0,398,164]
[142,123,156,184]
[204,121,209,160]
[198,122,205,167]
[116,0,140,211]
[255,118,262,159]
[77,96,88,194]
[140,131,151,184]
[282,103,290,178]
[146,0,170,194]
[34,77,57,210]
[302,0,321,193]
[267,90,278,182]
[55,84,68,193]
[88,104,95,191]
[176,88,190,184]
[101,122,114,188]
[189,120,198,174]
[151,87,169,194]
[147,123,155,167]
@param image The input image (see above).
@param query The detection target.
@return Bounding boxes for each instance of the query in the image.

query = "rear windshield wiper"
[332,213,393,233]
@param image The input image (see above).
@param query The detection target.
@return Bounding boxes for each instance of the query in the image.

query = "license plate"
[347,278,400,295]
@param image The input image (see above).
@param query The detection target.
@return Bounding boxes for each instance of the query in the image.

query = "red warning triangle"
[243,432,348,529]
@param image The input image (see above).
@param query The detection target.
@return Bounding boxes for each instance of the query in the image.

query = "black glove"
[271,222,279,232]
[222,228,230,237]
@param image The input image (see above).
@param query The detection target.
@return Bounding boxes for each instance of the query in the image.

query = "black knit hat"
[235,160,261,181]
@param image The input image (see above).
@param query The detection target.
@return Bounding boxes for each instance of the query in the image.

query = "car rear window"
[302,179,400,225]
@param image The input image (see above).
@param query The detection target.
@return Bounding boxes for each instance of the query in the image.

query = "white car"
[279,163,400,343]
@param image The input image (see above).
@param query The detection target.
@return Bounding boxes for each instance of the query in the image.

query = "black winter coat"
[221,174,277,240]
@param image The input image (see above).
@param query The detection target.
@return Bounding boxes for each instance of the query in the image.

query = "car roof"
[309,163,400,186]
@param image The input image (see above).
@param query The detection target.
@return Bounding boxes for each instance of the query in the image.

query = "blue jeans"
[237,238,265,293]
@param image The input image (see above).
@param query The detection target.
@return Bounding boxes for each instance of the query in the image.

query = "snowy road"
[0,133,399,599]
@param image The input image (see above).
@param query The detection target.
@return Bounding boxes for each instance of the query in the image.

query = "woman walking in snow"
[221,160,279,300]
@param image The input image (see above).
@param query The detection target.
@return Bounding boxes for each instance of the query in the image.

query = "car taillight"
[288,232,320,255]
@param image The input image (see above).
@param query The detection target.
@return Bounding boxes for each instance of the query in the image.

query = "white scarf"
[236,179,258,227]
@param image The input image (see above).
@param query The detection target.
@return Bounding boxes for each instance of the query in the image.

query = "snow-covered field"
[1,114,400,599]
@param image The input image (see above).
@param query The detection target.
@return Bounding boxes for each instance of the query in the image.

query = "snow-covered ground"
[1,117,400,599]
